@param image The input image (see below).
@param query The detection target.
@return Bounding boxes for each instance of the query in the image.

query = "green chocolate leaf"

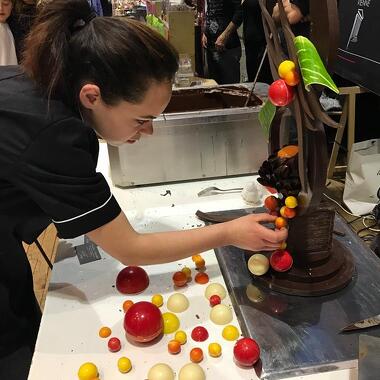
[294,36,339,94]
[259,100,277,140]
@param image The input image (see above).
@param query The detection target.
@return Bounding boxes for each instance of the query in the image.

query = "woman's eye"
[136,120,146,126]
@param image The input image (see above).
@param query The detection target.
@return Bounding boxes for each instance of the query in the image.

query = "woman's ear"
[78,84,102,110]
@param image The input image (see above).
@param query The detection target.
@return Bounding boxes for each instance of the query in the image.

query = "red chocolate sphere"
[124,301,163,342]
[191,326,209,342]
[268,79,295,106]
[270,250,293,272]
[116,266,149,294]
[233,337,260,366]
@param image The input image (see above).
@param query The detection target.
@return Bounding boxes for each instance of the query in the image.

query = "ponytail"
[22,0,178,104]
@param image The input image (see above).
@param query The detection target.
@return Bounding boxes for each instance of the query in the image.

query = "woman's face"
[0,1,13,23]
[80,81,172,146]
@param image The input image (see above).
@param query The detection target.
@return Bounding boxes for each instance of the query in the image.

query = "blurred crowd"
[1,0,309,84]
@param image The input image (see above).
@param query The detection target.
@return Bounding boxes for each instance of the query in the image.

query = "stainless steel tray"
[212,210,380,379]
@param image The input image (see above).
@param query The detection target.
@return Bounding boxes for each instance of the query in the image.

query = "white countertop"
[28,143,358,380]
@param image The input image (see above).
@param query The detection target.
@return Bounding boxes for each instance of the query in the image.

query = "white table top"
[28,143,357,380]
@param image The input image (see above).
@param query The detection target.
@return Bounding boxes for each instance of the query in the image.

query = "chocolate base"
[195,207,355,297]
[250,208,355,296]
[251,238,355,296]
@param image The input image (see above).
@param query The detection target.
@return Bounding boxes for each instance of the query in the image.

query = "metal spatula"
[197,186,243,197]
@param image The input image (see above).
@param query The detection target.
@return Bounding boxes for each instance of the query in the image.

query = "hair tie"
[84,10,97,24]
[71,11,97,32]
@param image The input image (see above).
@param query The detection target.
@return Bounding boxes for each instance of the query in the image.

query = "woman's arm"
[87,212,287,266]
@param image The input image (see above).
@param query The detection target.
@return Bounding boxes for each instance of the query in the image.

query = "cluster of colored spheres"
[248,192,299,276]
[268,60,300,107]
[77,263,262,379]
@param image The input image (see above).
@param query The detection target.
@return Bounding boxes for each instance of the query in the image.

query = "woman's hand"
[226,213,288,251]
[272,0,304,25]
[202,33,208,48]
[215,32,227,51]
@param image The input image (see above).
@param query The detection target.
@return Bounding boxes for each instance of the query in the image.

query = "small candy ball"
[174,330,187,345]
[233,337,260,367]
[270,250,293,272]
[209,294,221,307]
[268,79,294,107]
[275,216,288,229]
[168,339,181,354]
[208,342,222,357]
[191,254,203,262]
[179,363,205,380]
[151,294,164,307]
[162,312,180,334]
[279,241,287,250]
[285,196,298,209]
[264,195,280,211]
[167,293,189,313]
[190,347,204,363]
[222,325,240,341]
[77,362,98,380]
[191,326,209,342]
[280,206,296,219]
[148,363,175,380]
[284,70,300,86]
[98,326,111,338]
[108,337,121,352]
[195,258,206,269]
[278,60,296,78]
[122,300,134,313]
[181,267,192,280]
[194,272,209,284]
[117,357,132,373]
[247,254,269,276]
[172,271,188,287]
[204,283,226,300]
[210,304,233,325]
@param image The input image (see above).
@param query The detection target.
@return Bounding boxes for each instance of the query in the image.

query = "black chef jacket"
[0,66,121,377]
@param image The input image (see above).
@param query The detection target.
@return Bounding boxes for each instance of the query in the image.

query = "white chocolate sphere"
[204,283,226,300]
[178,363,205,380]
[167,293,189,313]
[148,363,175,380]
[247,254,270,276]
[210,304,233,325]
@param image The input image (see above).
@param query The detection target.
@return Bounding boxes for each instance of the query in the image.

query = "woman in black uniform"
[0,0,287,378]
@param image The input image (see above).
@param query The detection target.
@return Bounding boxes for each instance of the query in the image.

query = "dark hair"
[13,0,37,14]
[22,0,178,104]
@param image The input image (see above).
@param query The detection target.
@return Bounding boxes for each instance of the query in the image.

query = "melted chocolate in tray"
[164,86,262,113]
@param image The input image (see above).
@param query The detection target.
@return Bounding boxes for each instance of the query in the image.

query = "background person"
[202,0,243,84]
[0,0,18,65]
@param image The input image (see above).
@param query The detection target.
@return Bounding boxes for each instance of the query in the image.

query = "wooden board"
[24,224,58,310]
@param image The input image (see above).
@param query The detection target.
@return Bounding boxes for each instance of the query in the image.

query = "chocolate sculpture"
[196,0,354,296]
[253,0,354,296]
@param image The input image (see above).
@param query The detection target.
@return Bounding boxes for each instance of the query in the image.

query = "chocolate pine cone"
[257,152,301,198]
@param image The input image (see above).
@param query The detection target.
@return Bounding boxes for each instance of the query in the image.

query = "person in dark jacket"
[202,0,243,84]
[241,0,272,83]
[8,0,37,60]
